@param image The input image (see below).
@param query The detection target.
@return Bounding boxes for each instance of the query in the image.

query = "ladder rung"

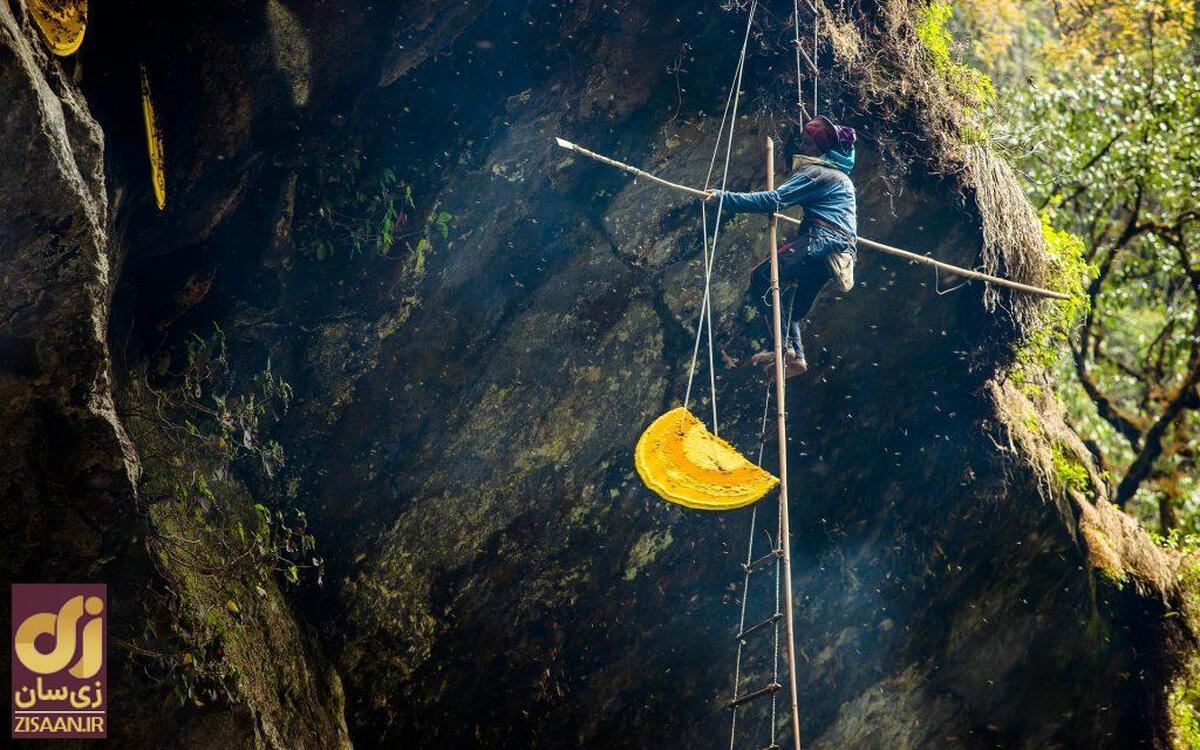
[743,548,782,573]
[805,0,819,14]
[797,45,818,73]
[728,682,781,709]
[737,612,782,642]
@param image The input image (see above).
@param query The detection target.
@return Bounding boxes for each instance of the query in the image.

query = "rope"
[728,501,756,750]
[811,1,819,118]
[792,0,819,122]
[684,34,740,426]
[780,289,800,750]
[683,0,759,434]
[793,0,810,121]
[933,263,973,295]
[728,385,773,750]
[771,510,782,741]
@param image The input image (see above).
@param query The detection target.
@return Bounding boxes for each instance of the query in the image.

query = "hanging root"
[821,7,865,64]
[962,145,1047,331]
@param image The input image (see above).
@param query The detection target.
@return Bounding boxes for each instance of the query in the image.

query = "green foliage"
[916,1,996,114]
[126,327,323,709]
[1017,219,1095,369]
[915,1,954,64]
[145,326,319,584]
[963,6,1200,741]
[1173,668,1200,750]
[989,4,1200,534]
[295,147,408,260]
[1051,440,1092,496]
[170,326,292,478]
[432,211,453,240]
[293,142,453,265]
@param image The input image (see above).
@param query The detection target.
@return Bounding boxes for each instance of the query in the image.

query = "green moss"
[915,1,954,67]
[1016,218,1095,372]
[1010,365,1044,399]
[623,529,673,581]
[959,122,991,145]
[1097,559,1127,587]
[916,1,996,114]
[1172,556,1200,748]
[1051,440,1091,496]
[1022,411,1042,437]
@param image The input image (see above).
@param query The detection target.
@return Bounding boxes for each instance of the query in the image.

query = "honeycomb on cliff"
[140,64,166,211]
[635,407,778,511]
[28,0,86,56]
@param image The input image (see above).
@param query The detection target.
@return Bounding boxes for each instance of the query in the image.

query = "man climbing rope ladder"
[703,116,858,378]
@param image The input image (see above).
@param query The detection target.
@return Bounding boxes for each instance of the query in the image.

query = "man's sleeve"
[715,170,818,214]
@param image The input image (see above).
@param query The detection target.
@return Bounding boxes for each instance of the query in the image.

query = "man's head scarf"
[803,116,856,155]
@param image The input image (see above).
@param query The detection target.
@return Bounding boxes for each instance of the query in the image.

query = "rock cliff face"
[0,0,137,681]
[1,1,1193,748]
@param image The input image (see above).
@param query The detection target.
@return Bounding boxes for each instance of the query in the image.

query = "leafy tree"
[960,0,1200,534]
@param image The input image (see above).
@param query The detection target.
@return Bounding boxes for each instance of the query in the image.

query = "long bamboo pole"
[767,137,804,750]
[553,137,1069,302]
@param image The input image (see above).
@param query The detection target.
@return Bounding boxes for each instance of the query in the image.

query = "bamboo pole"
[553,137,1070,302]
[767,137,804,750]
[556,137,709,198]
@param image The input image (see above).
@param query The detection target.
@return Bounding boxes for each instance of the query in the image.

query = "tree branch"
[1115,235,1200,506]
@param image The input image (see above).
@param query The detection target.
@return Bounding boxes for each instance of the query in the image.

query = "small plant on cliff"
[168,326,291,477]
[293,139,453,263]
[1050,439,1092,497]
[294,145,411,260]
[144,325,322,586]
[123,326,323,709]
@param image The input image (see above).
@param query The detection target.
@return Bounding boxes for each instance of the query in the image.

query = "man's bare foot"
[749,350,775,368]
[783,350,808,378]
[750,348,808,378]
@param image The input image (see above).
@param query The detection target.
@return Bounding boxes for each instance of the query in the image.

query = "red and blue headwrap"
[803,116,856,154]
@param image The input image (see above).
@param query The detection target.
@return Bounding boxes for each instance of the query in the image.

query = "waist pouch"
[825,250,855,293]
[778,231,855,293]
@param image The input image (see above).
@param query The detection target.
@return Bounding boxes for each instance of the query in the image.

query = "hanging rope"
[728,384,775,750]
[683,0,759,435]
[810,1,819,119]
[793,0,820,122]
[793,0,810,121]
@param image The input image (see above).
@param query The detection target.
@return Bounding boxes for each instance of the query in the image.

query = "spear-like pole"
[553,137,1069,302]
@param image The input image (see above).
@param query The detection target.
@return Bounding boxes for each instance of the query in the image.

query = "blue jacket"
[715,160,857,237]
